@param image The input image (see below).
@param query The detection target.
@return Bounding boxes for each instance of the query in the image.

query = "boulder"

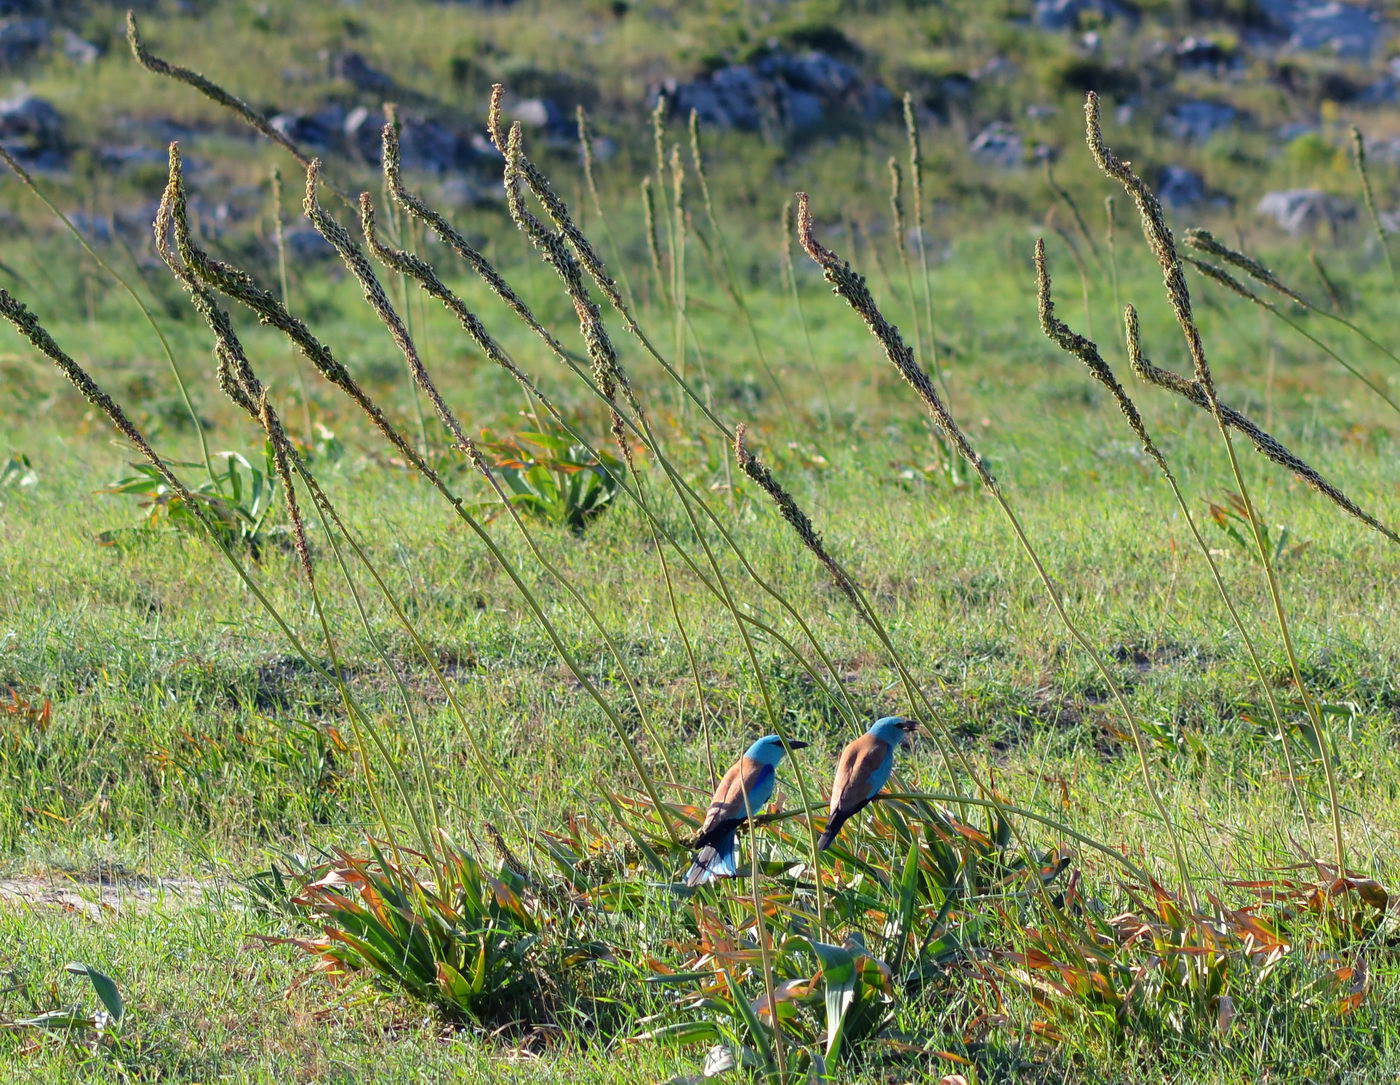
[59,28,99,65]
[435,177,494,209]
[968,122,1024,169]
[1164,99,1240,142]
[343,106,479,174]
[652,49,893,134]
[0,93,63,165]
[270,105,348,154]
[1256,0,1385,59]
[1033,0,1137,30]
[0,16,48,65]
[1158,165,1207,207]
[1173,36,1234,70]
[1256,188,1355,234]
[329,50,397,95]
[400,117,475,174]
[281,227,338,262]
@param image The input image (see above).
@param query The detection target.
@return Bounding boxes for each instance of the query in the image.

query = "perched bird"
[818,716,918,851]
[685,734,808,887]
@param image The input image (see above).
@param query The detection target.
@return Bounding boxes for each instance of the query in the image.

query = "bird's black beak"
[897,719,919,733]
[786,739,811,750]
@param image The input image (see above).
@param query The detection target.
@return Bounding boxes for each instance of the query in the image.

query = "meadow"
[3,6,1400,1082]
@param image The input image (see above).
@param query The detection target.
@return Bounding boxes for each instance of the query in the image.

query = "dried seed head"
[1184,229,1308,306]
[1085,92,1214,402]
[735,423,859,608]
[887,157,906,253]
[1352,126,1388,245]
[128,9,315,174]
[502,122,634,462]
[1123,302,1400,545]
[1035,239,1168,474]
[796,192,991,486]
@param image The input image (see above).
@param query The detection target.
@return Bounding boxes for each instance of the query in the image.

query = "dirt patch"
[0,875,207,920]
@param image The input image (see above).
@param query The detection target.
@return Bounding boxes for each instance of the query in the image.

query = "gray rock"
[1357,78,1400,105]
[329,50,396,95]
[1277,121,1320,142]
[765,51,894,119]
[0,16,48,65]
[435,177,493,209]
[398,116,474,175]
[968,122,1024,169]
[1163,99,1240,142]
[1361,137,1400,165]
[1033,0,1137,31]
[784,88,826,131]
[270,105,348,153]
[1158,165,1206,207]
[1256,188,1355,235]
[1256,0,1385,59]
[342,105,381,161]
[0,93,62,164]
[59,28,99,65]
[97,145,171,171]
[282,227,338,261]
[1174,36,1233,70]
[507,97,577,139]
[653,49,893,135]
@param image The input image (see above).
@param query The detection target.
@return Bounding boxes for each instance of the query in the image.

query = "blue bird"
[685,734,808,887]
[817,716,918,851]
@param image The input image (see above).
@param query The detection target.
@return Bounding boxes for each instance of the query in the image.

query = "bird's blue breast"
[864,746,895,800]
[745,762,777,812]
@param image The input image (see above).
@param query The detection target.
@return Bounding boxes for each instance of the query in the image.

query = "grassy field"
[5,6,1400,1083]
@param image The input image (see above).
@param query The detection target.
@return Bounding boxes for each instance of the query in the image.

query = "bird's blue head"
[869,716,918,749]
[743,734,809,766]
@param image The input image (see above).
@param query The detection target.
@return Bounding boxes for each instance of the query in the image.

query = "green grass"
[5,12,1400,1077]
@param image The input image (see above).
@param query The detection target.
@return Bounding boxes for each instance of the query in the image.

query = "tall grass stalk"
[270,166,315,442]
[1184,254,1400,418]
[353,189,683,787]
[1035,239,1316,846]
[576,106,637,308]
[904,94,948,402]
[167,154,685,849]
[1085,91,1346,877]
[1183,227,1400,377]
[888,156,928,385]
[689,111,792,418]
[0,145,215,485]
[493,115,836,920]
[781,198,833,427]
[1351,126,1398,291]
[379,123,866,748]
[796,191,1198,905]
[0,288,441,866]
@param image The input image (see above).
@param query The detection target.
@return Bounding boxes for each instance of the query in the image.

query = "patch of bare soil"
[0,874,207,920]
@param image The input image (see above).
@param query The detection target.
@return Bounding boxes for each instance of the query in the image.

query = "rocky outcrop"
[969,122,1025,168]
[1164,100,1241,142]
[1033,0,1138,31]
[0,93,63,167]
[652,50,894,133]
[1158,165,1207,208]
[0,15,48,65]
[1256,188,1355,234]
[1257,0,1386,59]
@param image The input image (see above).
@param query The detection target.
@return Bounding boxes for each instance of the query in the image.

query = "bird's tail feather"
[684,830,738,886]
[817,811,850,852]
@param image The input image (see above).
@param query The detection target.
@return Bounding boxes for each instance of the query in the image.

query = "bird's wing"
[829,733,892,816]
[699,757,775,835]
